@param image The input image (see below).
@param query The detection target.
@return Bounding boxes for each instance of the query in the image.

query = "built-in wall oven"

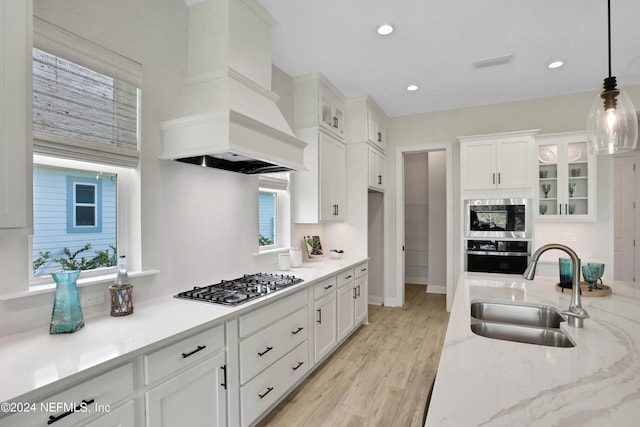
[464,199,531,274]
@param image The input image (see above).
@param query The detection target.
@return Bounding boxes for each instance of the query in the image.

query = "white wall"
[428,151,447,292]
[385,87,640,309]
[404,152,429,284]
[0,0,293,336]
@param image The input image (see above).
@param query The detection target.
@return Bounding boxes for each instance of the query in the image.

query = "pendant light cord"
[607,0,612,78]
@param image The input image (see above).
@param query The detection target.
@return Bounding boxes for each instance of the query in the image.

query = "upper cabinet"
[294,73,346,140]
[346,96,387,152]
[293,128,346,223]
[536,131,596,221]
[459,130,539,191]
[0,0,30,228]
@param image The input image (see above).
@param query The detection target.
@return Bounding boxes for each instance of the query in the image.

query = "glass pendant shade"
[587,85,638,154]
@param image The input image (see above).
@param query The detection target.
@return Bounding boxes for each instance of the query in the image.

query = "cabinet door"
[337,283,355,341]
[146,353,227,427]
[319,132,346,221]
[0,0,28,228]
[495,137,531,188]
[460,140,496,190]
[354,274,368,325]
[537,136,595,221]
[368,148,384,191]
[314,293,337,363]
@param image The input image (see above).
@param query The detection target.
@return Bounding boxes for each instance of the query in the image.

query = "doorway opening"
[395,144,454,310]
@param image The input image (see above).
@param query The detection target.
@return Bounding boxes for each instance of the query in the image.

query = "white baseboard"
[427,285,446,294]
[405,276,427,285]
[367,295,384,306]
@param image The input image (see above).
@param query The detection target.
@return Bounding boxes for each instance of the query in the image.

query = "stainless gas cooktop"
[174,273,304,306]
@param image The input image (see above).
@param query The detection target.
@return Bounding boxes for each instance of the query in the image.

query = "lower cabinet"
[145,354,227,427]
[355,267,368,325]
[0,363,134,427]
[144,324,227,427]
[314,290,337,363]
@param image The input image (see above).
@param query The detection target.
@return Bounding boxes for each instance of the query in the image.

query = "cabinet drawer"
[0,363,134,427]
[313,276,337,299]
[240,306,308,384]
[239,289,308,338]
[337,269,355,288]
[240,340,310,427]
[145,324,224,385]
[355,262,368,278]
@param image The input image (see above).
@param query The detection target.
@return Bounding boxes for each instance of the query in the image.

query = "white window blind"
[32,17,141,167]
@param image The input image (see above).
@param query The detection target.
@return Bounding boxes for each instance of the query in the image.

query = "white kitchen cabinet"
[237,289,309,426]
[294,73,346,140]
[368,146,385,191]
[337,269,355,342]
[144,325,227,427]
[292,128,346,222]
[354,263,368,325]
[0,363,134,427]
[0,0,29,228]
[459,130,538,191]
[146,354,227,427]
[536,131,596,221]
[314,286,337,363]
[345,95,387,152]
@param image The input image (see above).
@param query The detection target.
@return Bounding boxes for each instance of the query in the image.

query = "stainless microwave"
[464,198,531,239]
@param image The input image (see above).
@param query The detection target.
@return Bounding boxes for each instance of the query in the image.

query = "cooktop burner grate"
[174,273,304,306]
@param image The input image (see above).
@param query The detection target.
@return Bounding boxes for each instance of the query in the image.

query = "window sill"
[0,269,160,301]
[253,247,290,257]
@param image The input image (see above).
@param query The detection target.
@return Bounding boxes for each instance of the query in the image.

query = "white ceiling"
[257,0,640,117]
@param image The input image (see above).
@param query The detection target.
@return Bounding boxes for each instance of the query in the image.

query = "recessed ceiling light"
[548,60,564,69]
[407,85,419,92]
[377,24,394,36]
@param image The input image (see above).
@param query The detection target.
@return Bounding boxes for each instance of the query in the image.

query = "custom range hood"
[159,0,306,174]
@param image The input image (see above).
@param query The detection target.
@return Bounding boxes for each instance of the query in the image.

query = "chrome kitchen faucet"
[523,243,589,328]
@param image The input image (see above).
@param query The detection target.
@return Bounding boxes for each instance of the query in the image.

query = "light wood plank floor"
[257,283,450,427]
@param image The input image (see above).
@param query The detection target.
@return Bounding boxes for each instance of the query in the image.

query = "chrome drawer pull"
[258,346,274,357]
[292,361,304,371]
[182,345,206,358]
[47,399,94,424]
[291,327,304,335]
[259,387,274,399]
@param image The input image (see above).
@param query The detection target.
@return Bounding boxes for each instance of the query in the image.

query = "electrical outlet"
[83,291,106,307]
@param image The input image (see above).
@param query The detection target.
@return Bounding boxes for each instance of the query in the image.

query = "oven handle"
[466,251,530,256]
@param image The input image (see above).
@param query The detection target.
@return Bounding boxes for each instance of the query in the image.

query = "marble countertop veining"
[425,272,640,427]
[0,256,367,406]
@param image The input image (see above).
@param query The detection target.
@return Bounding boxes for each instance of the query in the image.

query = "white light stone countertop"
[425,272,640,427]
[0,256,367,407]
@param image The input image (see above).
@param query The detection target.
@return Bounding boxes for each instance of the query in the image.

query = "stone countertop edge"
[0,256,368,406]
[425,271,640,427]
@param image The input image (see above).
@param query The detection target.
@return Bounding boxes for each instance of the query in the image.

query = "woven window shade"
[33,18,141,168]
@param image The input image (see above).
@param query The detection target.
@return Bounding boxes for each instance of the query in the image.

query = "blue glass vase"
[50,270,85,334]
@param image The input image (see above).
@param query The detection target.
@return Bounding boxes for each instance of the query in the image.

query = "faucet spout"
[523,243,589,328]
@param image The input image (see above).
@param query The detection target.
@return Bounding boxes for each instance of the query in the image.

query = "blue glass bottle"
[50,270,85,334]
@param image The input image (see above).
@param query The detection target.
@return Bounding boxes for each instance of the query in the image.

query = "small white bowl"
[329,251,344,259]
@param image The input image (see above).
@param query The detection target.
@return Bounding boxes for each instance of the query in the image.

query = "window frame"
[259,189,278,250]
[257,174,291,254]
[68,178,101,232]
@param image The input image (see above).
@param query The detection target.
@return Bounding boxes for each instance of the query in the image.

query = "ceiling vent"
[473,54,513,69]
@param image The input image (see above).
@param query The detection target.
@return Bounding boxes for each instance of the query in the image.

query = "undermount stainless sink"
[470,300,576,348]
[470,300,565,328]
[470,321,576,348]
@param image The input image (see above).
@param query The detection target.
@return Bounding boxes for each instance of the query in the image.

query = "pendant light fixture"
[586,0,638,154]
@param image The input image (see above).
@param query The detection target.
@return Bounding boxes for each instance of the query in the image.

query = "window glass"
[258,191,277,247]
[33,165,117,277]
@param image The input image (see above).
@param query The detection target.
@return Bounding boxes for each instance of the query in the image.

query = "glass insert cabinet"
[536,131,596,221]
